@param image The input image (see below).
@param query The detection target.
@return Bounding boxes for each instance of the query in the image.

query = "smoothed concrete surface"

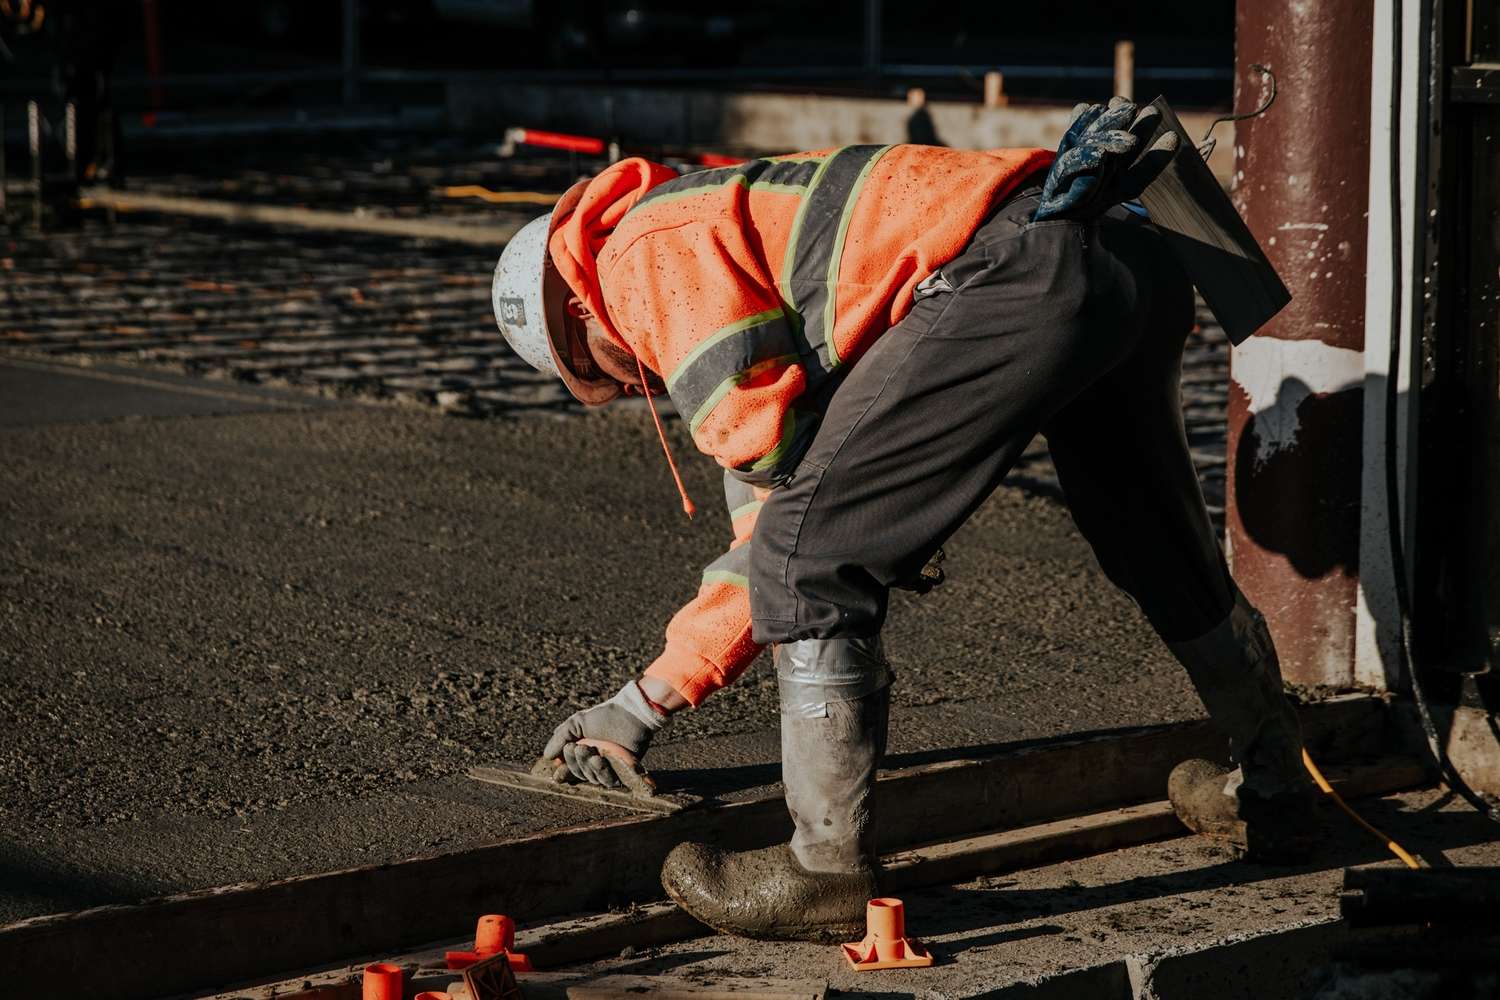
[1,362,1203,921]
[558,787,1500,999]
[0,359,334,427]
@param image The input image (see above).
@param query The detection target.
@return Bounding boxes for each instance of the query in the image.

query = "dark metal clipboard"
[1135,97,1292,345]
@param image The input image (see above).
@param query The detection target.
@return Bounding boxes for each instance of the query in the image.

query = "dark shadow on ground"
[0,839,174,917]
[908,794,1499,934]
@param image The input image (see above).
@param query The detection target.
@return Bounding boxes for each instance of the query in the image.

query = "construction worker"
[490,99,1321,943]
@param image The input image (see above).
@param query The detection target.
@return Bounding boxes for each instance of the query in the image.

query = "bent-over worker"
[490,99,1320,943]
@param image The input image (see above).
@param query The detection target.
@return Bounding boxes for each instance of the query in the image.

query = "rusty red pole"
[1226,0,1375,687]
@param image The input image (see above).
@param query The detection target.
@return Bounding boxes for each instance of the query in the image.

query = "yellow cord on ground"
[438,186,561,206]
[1302,749,1423,869]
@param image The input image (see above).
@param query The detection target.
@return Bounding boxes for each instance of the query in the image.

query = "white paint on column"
[1230,337,1364,466]
[1355,0,1422,693]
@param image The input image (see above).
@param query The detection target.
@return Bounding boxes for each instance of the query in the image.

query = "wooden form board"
[190,754,1430,1000]
[0,696,1389,1000]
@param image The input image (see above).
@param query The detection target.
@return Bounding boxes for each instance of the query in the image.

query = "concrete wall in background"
[449,83,1236,182]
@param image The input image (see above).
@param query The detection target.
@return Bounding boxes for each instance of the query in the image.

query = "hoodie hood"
[548,157,679,354]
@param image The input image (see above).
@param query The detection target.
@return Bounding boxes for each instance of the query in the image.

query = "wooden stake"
[1114,39,1135,100]
[983,71,1008,108]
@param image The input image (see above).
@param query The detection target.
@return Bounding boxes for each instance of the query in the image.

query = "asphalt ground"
[0,356,1206,924]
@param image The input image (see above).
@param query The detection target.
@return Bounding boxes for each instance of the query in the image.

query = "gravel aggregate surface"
[1,395,1204,922]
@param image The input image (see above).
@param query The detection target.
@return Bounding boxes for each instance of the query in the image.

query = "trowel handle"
[531,738,659,798]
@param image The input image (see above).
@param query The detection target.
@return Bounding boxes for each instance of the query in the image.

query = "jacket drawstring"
[637,356,696,519]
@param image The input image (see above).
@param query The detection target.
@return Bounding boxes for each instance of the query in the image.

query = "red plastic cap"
[475,914,516,956]
[362,962,404,1000]
[842,898,934,971]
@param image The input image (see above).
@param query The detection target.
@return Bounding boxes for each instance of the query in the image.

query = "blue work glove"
[1034,97,1179,223]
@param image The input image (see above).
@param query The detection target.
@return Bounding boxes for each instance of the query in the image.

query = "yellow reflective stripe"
[667,306,786,394]
[778,153,839,317]
[823,144,893,366]
[644,174,808,210]
[702,569,749,589]
[748,409,799,473]
[687,354,798,434]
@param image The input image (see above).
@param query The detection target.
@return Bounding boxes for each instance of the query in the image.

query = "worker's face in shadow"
[566,297,666,397]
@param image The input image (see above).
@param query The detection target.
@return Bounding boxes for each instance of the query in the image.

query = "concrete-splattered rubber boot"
[661,638,889,942]
[1166,592,1322,864]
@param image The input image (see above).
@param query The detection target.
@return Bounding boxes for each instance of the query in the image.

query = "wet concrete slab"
[0,358,334,427]
[0,389,1205,923]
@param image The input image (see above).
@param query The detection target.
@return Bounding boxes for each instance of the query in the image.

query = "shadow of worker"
[905,88,946,147]
[1232,375,1363,580]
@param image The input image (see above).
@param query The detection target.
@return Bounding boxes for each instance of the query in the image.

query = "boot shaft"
[1166,592,1308,797]
[775,638,891,874]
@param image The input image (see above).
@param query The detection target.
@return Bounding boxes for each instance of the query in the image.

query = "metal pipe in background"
[1,105,7,218]
[64,102,76,182]
[863,0,882,82]
[27,99,40,230]
[1226,0,1376,688]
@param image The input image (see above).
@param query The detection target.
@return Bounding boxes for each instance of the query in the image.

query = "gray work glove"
[540,680,672,790]
[1033,96,1179,222]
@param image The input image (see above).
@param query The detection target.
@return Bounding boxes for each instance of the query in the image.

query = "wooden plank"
[0,696,1389,1000]
[523,902,705,970]
[468,765,696,816]
[183,755,1431,998]
[567,977,826,1000]
[504,757,1429,970]
[78,187,522,247]
[438,974,824,1000]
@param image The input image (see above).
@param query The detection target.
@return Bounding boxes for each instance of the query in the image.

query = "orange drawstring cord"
[636,356,696,519]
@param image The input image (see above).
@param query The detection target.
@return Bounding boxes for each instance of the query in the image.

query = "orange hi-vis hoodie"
[549,143,1053,706]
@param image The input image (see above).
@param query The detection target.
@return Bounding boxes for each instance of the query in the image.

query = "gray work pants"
[749,190,1236,647]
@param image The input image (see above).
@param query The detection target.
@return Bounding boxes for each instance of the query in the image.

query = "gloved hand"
[540,679,672,790]
[1033,97,1180,223]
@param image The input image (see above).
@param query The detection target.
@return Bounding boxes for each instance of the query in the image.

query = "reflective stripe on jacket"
[548,143,1052,705]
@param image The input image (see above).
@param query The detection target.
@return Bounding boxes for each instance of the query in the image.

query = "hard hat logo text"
[496,296,528,328]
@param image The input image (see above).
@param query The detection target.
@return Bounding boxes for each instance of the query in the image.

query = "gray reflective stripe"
[666,308,800,432]
[779,144,895,372]
[774,636,893,718]
[633,158,823,211]
[722,470,759,514]
[702,544,750,588]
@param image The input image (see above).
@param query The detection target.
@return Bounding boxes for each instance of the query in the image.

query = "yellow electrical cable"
[438,186,561,206]
[1303,749,1423,869]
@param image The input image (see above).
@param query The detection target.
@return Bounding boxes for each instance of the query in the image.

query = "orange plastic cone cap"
[362,962,404,1000]
[841,898,934,971]
[475,914,516,956]
[446,914,533,972]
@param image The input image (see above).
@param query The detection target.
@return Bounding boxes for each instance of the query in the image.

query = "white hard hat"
[491,212,562,377]
[491,179,621,405]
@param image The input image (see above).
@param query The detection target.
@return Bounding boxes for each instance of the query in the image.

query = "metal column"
[1226,0,1375,686]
